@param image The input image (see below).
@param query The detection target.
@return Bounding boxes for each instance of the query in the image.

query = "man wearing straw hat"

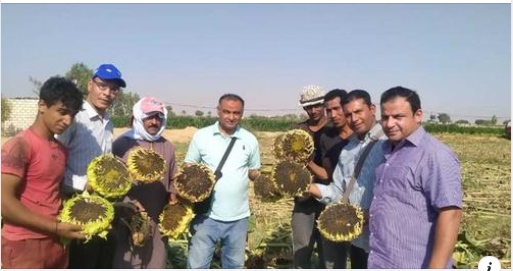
[292,85,330,268]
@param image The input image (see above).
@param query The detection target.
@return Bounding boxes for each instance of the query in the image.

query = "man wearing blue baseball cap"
[56,63,126,268]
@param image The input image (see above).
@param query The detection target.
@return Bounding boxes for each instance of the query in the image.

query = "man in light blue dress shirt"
[310,90,387,268]
[185,94,261,269]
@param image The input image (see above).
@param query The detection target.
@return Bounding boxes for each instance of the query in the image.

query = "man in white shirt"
[56,63,126,268]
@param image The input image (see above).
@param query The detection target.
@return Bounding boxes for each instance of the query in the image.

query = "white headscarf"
[122,97,168,142]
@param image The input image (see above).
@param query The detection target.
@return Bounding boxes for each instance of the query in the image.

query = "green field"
[167,132,511,269]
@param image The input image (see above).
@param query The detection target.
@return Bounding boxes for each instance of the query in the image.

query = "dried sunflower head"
[317,202,364,242]
[272,134,286,161]
[59,192,114,242]
[280,129,314,164]
[271,160,311,197]
[115,202,152,248]
[158,200,194,239]
[253,173,282,202]
[127,148,166,183]
[173,163,216,203]
[87,154,132,198]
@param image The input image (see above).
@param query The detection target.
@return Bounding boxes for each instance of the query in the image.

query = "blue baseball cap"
[93,64,126,88]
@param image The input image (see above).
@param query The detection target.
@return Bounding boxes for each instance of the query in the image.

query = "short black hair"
[324,89,348,107]
[219,93,245,107]
[342,89,372,107]
[380,86,421,113]
[39,76,83,112]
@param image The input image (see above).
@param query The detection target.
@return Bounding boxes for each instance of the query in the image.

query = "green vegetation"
[1,97,12,124]
[113,115,506,135]
[424,123,503,135]
[1,97,14,136]
[112,116,296,132]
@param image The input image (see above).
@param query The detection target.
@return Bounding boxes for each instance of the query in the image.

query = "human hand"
[169,183,178,205]
[85,183,94,193]
[56,222,85,240]
[132,199,146,212]
[306,150,316,164]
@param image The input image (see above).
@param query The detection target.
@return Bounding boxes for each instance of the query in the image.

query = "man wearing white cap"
[112,97,177,269]
[292,85,330,268]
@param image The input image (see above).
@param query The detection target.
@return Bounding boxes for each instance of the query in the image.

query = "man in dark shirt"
[309,89,353,268]
[292,85,328,268]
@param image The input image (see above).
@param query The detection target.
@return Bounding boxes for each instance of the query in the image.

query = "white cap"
[299,85,325,107]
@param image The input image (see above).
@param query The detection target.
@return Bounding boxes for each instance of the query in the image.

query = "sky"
[1,4,511,122]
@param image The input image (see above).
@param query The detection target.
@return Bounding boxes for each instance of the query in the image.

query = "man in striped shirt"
[369,86,462,268]
[56,63,126,268]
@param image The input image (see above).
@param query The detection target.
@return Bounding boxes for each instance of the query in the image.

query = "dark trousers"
[291,199,326,268]
[322,240,350,269]
[350,245,368,269]
[322,243,367,269]
[68,233,116,269]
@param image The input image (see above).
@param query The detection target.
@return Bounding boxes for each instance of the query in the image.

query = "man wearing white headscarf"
[111,97,177,269]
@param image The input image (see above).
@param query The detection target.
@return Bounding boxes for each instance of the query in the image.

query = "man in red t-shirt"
[1,77,86,268]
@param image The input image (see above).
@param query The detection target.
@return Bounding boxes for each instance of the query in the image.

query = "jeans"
[187,215,248,269]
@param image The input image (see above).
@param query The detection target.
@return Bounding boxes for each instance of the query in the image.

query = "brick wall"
[3,98,39,131]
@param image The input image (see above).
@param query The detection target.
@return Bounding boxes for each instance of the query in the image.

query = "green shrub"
[424,123,502,135]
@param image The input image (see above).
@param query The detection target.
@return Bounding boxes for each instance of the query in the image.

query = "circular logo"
[478,256,501,271]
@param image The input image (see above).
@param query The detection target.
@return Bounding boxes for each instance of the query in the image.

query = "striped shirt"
[317,123,387,251]
[369,127,462,268]
[56,101,113,192]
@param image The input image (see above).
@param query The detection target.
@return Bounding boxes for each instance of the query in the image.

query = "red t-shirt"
[1,128,67,241]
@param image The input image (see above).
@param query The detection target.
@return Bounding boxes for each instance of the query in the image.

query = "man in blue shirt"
[310,90,387,268]
[56,63,126,269]
[185,93,261,269]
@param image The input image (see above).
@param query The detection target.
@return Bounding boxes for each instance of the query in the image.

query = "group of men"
[1,64,180,269]
[297,85,462,269]
[1,63,462,269]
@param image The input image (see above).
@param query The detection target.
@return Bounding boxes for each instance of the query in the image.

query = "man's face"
[303,103,325,121]
[217,99,243,132]
[325,97,347,128]
[87,77,120,112]
[40,101,78,135]
[143,113,164,135]
[381,97,422,144]
[343,98,376,137]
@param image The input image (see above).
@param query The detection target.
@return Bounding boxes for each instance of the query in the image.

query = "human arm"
[422,147,463,268]
[428,207,462,268]
[308,163,345,204]
[248,137,262,181]
[307,160,329,182]
[2,173,84,240]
